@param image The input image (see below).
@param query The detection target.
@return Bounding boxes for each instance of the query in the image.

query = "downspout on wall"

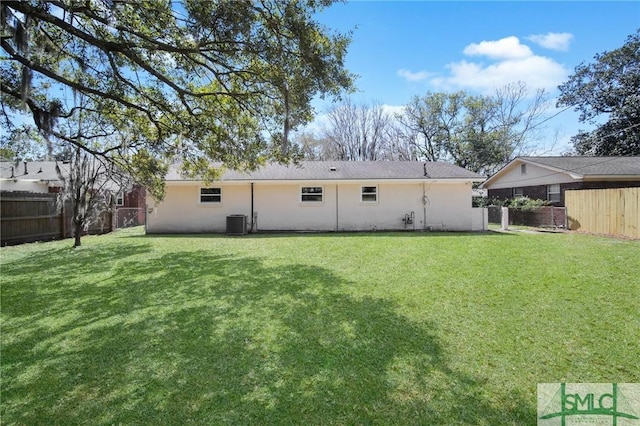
[422,182,428,230]
[250,182,255,233]
[422,164,430,231]
[335,184,339,232]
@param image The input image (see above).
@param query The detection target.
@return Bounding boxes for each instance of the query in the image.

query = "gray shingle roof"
[165,161,484,181]
[519,156,640,176]
[0,161,67,182]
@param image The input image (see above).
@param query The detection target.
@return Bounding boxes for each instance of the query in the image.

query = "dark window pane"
[201,188,221,195]
[302,187,322,194]
[302,194,323,202]
[201,195,221,203]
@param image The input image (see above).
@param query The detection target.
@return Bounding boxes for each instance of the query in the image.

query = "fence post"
[60,201,65,239]
[501,207,509,230]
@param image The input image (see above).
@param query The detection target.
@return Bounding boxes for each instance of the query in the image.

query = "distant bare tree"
[323,100,392,161]
[379,121,420,160]
[57,146,130,247]
[293,131,341,160]
[493,81,550,160]
[54,101,132,247]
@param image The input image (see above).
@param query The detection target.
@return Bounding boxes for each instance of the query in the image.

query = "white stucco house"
[146,161,488,234]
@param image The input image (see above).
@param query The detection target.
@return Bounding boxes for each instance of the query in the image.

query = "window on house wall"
[521,163,527,175]
[361,185,378,203]
[115,192,124,206]
[513,187,524,197]
[547,184,561,203]
[301,186,323,202]
[200,187,221,203]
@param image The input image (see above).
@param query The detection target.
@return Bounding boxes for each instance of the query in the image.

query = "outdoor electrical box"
[226,214,247,236]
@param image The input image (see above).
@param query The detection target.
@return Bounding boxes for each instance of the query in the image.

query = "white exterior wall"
[146,180,481,233]
[147,184,251,233]
[471,208,488,231]
[487,161,576,189]
[422,182,474,231]
[253,183,337,231]
[334,183,419,231]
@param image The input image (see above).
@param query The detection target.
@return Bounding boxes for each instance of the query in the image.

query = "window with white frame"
[547,184,561,203]
[520,163,527,175]
[513,187,524,197]
[301,186,323,202]
[200,187,221,203]
[361,185,378,203]
[115,192,124,206]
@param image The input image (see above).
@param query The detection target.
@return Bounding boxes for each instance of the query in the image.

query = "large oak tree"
[1,0,354,198]
[557,30,640,156]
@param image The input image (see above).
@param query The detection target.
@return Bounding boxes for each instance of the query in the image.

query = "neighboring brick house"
[113,183,146,227]
[481,156,640,206]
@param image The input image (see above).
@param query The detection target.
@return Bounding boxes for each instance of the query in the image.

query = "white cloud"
[429,36,570,94]
[526,32,574,51]
[381,104,407,118]
[463,36,533,60]
[397,68,430,82]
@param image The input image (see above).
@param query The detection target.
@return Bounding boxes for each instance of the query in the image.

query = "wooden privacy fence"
[1,191,113,246]
[565,187,639,239]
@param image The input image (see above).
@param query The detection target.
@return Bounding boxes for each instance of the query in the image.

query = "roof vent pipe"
[423,163,429,177]
[23,161,28,175]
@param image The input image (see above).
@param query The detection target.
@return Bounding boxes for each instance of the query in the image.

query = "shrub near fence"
[508,206,567,228]
[487,205,567,228]
[1,191,113,246]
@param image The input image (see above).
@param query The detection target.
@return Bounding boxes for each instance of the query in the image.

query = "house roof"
[0,160,131,193]
[481,156,640,188]
[518,156,640,176]
[0,161,68,184]
[165,161,484,182]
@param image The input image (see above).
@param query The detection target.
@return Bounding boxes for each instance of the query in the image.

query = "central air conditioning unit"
[226,214,247,235]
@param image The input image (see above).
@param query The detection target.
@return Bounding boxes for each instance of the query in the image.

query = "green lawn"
[1,228,638,425]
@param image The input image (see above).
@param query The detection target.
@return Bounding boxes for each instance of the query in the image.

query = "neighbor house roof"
[1,160,131,193]
[0,161,68,185]
[165,161,485,182]
[482,156,640,188]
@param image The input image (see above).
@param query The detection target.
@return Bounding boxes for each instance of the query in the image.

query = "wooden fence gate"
[565,187,639,239]
[1,191,113,246]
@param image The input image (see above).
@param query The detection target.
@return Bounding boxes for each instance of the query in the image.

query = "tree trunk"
[74,221,83,247]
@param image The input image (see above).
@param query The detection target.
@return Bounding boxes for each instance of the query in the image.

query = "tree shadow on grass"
[2,248,536,425]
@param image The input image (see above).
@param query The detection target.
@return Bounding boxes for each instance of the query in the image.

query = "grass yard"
[1,228,639,425]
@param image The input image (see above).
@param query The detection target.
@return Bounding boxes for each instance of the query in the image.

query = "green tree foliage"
[1,0,354,198]
[397,83,548,175]
[0,125,48,160]
[557,30,640,156]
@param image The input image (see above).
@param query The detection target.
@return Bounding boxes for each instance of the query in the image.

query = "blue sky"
[310,1,640,154]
